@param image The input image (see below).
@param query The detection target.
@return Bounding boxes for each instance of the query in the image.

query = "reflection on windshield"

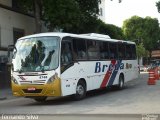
[12,37,59,72]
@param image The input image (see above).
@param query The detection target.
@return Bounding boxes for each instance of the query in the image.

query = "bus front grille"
[22,89,42,93]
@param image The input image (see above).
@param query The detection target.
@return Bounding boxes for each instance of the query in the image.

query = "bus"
[9,33,139,102]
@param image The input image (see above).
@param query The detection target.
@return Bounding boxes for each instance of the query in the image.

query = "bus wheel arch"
[73,78,87,100]
[118,73,125,90]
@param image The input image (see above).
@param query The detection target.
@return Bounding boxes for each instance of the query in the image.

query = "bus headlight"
[47,73,58,84]
[11,76,18,84]
[47,75,56,84]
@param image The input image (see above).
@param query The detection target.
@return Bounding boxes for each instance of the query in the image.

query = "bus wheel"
[34,97,47,102]
[118,75,124,90]
[74,80,86,100]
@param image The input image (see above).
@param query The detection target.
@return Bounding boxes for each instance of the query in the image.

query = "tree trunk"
[149,50,152,63]
[34,0,42,33]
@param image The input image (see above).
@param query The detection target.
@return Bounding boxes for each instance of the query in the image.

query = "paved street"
[0,73,160,118]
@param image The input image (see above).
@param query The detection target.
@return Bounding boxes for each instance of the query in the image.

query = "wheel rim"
[76,84,84,95]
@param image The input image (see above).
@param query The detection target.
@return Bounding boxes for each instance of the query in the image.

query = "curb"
[0,97,7,100]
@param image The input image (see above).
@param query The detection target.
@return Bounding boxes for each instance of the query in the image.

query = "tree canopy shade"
[122,16,160,53]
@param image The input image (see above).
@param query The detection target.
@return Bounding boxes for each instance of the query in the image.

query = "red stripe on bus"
[100,59,116,88]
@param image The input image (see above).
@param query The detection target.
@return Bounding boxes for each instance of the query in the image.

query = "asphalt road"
[0,73,160,119]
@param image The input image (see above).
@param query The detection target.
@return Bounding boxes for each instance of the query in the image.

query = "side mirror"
[7,45,16,64]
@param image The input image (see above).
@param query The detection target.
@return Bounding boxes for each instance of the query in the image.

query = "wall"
[0,0,12,7]
[0,7,36,50]
[99,0,106,22]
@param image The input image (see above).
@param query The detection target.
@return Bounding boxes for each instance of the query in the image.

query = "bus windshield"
[12,36,60,72]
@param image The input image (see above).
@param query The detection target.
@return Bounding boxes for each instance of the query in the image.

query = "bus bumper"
[11,78,61,97]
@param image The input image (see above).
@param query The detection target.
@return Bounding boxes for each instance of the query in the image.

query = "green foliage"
[142,17,160,51]
[13,0,35,15]
[14,0,100,33]
[96,20,125,39]
[45,0,100,33]
[156,1,160,13]
[136,43,148,58]
[75,0,100,18]
[43,0,81,32]
[122,16,160,52]
[122,16,143,40]
[14,0,124,40]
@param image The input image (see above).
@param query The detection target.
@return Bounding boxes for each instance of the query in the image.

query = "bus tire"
[118,74,124,90]
[74,80,86,100]
[34,97,47,102]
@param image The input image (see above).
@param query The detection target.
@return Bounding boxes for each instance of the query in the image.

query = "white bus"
[10,33,139,102]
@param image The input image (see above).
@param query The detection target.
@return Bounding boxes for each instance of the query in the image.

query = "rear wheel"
[117,75,124,90]
[34,97,47,102]
[73,80,86,100]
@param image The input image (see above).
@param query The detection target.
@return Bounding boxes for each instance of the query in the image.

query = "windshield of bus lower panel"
[12,36,60,72]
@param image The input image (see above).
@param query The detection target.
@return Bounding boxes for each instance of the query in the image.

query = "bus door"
[61,40,73,70]
[60,38,76,96]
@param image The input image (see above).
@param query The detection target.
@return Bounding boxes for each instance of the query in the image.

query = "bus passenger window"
[126,44,132,60]
[100,42,109,59]
[73,38,87,60]
[131,44,136,59]
[109,43,118,59]
[87,41,99,60]
[125,44,136,60]
[118,43,125,59]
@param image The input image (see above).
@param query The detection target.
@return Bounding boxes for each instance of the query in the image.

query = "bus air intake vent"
[22,89,42,93]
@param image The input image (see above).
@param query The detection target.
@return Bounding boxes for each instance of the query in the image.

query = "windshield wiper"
[40,66,45,73]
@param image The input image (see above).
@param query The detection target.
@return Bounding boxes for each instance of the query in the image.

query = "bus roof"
[18,32,135,44]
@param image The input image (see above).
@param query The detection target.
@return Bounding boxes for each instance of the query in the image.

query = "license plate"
[27,87,36,91]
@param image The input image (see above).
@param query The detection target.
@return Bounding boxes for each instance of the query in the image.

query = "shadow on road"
[24,82,138,106]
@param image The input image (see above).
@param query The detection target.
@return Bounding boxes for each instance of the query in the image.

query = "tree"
[96,20,125,39]
[122,16,160,58]
[156,1,160,13]
[136,43,148,64]
[143,17,160,53]
[14,0,100,33]
[122,16,144,40]
[43,0,81,32]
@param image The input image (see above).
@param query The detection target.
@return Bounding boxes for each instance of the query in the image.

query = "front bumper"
[11,78,61,97]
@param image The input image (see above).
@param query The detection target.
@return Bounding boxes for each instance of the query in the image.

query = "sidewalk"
[0,88,15,100]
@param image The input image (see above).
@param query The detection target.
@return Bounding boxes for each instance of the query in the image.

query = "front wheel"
[34,97,47,102]
[73,80,86,100]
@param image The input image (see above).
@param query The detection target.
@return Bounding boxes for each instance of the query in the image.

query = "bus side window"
[87,40,99,60]
[100,41,109,59]
[109,43,118,59]
[126,44,132,60]
[118,43,125,59]
[73,38,87,60]
[131,44,136,59]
